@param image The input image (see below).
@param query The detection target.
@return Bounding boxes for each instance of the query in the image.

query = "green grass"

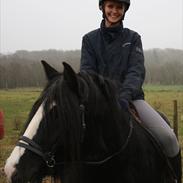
[144,84,183,92]
[0,86,183,182]
[144,85,183,137]
[0,88,41,136]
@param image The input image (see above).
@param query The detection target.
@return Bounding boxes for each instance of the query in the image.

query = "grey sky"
[0,0,183,54]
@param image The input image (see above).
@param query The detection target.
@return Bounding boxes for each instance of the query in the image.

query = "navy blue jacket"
[80,21,145,102]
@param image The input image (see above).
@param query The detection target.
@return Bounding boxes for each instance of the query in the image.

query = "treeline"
[144,49,183,84]
[0,48,183,89]
[0,50,81,88]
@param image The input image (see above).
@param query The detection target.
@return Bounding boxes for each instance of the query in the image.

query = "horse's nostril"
[0,167,5,176]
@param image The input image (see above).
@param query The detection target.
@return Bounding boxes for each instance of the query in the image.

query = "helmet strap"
[104,16,123,26]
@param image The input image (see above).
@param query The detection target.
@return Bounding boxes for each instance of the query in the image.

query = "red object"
[0,110,5,139]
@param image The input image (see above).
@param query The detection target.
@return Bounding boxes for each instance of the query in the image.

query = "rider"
[80,0,181,182]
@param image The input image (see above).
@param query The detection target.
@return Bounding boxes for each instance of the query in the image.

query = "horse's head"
[4,61,87,183]
[4,61,124,183]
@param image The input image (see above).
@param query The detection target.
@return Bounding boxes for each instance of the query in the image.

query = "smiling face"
[103,0,125,27]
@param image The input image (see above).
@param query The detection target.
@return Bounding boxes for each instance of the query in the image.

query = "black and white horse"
[5,61,174,183]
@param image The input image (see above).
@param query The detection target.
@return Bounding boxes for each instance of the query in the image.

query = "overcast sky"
[0,0,183,54]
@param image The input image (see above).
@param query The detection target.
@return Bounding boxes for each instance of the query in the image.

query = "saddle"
[128,102,141,123]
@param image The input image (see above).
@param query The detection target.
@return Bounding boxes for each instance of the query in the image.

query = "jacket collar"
[100,20,123,44]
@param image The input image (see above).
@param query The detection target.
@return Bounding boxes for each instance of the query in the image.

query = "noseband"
[17,136,56,168]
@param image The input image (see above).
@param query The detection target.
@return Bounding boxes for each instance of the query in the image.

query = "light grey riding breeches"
[132,100,180,157]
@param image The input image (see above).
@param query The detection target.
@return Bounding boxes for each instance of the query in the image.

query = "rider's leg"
[132,99,181,183]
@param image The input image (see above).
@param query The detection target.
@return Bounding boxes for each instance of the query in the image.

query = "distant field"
[144,85,183,127]
[144,84,183,92]
[0,86,183,182]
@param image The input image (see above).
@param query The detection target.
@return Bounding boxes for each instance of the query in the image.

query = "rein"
[16,106,133,167]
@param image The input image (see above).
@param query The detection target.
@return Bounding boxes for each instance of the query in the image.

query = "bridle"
[16,103,133,168]
[17,136,56,168]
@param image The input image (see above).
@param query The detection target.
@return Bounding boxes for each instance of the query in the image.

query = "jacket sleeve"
[119,35,145,101]
[80,35,97,73]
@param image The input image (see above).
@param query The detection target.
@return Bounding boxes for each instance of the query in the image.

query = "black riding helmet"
[99,0,130,11]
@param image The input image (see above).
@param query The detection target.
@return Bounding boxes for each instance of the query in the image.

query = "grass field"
[0,85,183,182]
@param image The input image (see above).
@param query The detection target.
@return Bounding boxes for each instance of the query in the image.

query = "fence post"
[173,100,178,139]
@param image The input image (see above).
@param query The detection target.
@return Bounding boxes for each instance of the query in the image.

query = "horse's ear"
[41,60,59,81]
[63,62,79,93]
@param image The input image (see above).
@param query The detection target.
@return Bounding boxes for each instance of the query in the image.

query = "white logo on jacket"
[122,42,131,47]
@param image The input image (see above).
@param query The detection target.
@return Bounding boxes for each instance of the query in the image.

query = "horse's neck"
[111,110,131,146]
[99,110,131,153]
